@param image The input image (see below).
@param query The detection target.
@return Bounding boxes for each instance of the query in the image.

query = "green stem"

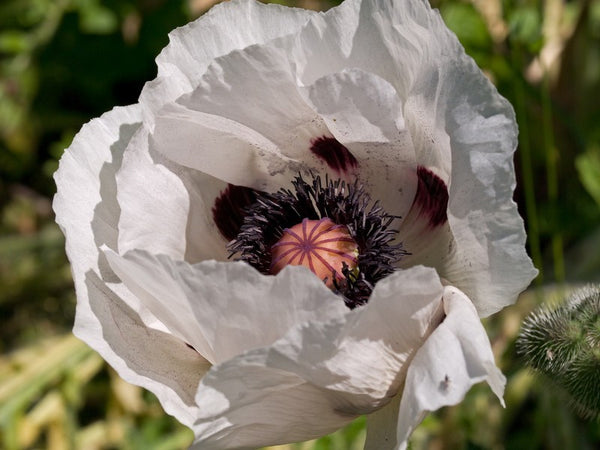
[541,75,565,282]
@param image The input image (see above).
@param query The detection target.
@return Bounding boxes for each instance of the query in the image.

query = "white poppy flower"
[53,0,537,449]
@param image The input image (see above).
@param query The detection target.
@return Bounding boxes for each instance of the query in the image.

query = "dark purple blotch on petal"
[310,136,358,174]
[212,184,258,241]
[414,166,448,228]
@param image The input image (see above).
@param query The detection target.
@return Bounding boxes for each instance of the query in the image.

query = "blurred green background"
[1,0,599,448]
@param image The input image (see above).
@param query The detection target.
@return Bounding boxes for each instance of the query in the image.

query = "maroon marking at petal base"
[413,166,448,228]
[310,136,358,174]
[212,184,258,241]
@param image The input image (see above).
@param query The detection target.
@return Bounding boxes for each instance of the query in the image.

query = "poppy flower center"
[222,175,407,309]
[270,218,359,287]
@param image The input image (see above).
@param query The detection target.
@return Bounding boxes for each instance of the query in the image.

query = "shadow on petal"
[92,122,140,281]
[84,270,209,426]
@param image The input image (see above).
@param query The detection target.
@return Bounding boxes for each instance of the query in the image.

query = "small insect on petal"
[439,374,451,392]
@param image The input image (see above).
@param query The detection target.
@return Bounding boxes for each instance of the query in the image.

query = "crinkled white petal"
[151,101,300,192]
[53,106,141,281]
[87,271,210,427]
[115,126,229,262]
[191,266,445,449]
[375,285,506,450]
[53,105,160,331]
[443,98,538,315]
[396,201,454,273]
[182,44,329,158]
[287,0,436,97]
[304,69,408,145]
[192,363,356,450]
[103,248,348,364]
[140,0,316,126]
[151,42,336,189]
[264,266,445,403]
[53,106,207,427]
[302,68,417,219]
[387,0,538,315]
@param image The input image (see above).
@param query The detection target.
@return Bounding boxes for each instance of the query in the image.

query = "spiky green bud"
[516,285,600,418]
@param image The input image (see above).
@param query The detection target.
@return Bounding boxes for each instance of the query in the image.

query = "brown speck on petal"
[310,136,358,174]
[212,184,258,241]
[413,166,449,228]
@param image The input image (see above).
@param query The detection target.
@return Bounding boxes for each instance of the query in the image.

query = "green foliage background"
[1,0,599,448]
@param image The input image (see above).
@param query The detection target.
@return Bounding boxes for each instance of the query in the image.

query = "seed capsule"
[270,218,358,287]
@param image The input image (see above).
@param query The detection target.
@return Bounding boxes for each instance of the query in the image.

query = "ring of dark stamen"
[228,175,407,309]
